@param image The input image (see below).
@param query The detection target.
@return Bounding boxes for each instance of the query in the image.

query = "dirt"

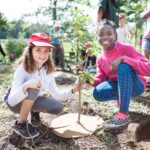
[0,72,150,150]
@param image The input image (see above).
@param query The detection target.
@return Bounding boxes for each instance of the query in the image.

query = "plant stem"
[78,77,81,123]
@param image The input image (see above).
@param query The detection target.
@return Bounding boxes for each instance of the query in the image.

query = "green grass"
[63,42,73,53]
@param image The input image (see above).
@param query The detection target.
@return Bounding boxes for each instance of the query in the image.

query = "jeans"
[93,63,144,113]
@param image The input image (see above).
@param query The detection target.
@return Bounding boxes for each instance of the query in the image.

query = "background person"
[97,0,119,27]
[77,42,97,73]
[141,10,150,59]
[116,13,133,43]
[49,21,65,70]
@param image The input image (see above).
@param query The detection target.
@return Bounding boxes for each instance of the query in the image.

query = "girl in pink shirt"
[93,19,150,130]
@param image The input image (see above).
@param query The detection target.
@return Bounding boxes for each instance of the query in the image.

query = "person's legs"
[7,89,40,139]
[52,44,60,66]
[29,95,64,127]
[105,63,144,129]
[59,45,65,70]
[142,38,150,59]
[32,96,64,114]
[93,80,119,102]
[118,63,144,113]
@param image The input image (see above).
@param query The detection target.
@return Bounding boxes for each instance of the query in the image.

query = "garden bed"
[0,72,150,150]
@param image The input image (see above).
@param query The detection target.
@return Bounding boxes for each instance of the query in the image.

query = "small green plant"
[79,70,94,84]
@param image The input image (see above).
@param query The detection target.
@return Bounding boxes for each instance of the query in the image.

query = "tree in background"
[0,12,8,39]
[0,0,149,48]
[66,6,95,63]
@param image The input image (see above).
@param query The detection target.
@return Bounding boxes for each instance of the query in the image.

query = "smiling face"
[32,46,50,69]
[97,24,117,51]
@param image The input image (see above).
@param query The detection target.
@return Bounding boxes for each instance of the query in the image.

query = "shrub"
[4,39,26,61]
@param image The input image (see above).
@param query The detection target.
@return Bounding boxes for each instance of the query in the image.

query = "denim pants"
[93,63,144,113]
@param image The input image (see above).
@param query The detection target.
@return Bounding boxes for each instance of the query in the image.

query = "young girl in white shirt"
[4,33,82,139]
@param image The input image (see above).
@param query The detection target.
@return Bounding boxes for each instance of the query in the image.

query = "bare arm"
[129,29,133,40]
[97,7,104,23]
[142,10,150,19]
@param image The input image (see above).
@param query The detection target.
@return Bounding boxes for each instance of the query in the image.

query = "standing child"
[4,33,82,139]
[92,19,149,130]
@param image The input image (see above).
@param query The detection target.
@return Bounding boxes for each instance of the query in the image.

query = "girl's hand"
[110,56,124,73]
[23,80,41,92]
[72,82,83,94]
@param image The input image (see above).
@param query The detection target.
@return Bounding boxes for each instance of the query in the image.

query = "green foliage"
[0,12,7,30]
[5,39,26,60]
[79,70,94,84]
[66,6,95,63]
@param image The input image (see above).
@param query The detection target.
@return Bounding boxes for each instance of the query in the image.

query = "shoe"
[31,111,41,127]
[14,121,39,139]
[105,112,130,130]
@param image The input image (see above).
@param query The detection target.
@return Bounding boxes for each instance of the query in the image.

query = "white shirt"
[8,64,74,106]
[117,24,131,43]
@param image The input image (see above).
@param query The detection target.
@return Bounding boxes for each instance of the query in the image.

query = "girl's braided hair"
[97,19,117,39]
[97,19,117,32]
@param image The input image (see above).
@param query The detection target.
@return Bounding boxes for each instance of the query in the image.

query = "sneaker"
[105,112,130,129]
[14,121,39,139]
[31,111,41,127]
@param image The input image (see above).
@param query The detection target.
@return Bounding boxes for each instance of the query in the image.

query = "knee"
[55,103,64,114]
[49,103,64,114]
[92,88,105,102]
[26,88,39,100]
[118,63,132,73]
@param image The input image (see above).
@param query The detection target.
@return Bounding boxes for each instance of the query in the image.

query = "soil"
[0,72,150,150]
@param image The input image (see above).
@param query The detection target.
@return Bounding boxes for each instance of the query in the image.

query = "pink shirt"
[94,42,148,89]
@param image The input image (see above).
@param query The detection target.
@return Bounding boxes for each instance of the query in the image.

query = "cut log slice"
[51,113,104,138]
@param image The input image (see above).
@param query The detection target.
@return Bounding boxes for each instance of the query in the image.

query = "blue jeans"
[93,63,144,113]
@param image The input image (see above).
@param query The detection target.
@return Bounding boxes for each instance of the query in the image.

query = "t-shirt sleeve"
[123,56,150,76]
[8,65,28,106]
[123,45,144,60]
[47,73,74,100]
[93,56,106,87]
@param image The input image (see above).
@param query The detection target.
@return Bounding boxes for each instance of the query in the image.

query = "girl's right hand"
[22,80,41,92]
[110,56,124,73]
[72,82,83,94]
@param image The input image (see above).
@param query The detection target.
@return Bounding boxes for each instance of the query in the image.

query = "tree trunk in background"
[52,0,57,20]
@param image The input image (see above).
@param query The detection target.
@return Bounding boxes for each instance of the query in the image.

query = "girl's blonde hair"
[16,43,55,74]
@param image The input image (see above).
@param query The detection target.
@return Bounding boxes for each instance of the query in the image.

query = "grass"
[0,72,13,118]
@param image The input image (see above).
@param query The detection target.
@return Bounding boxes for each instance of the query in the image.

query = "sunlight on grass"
[0,107,13,118]
[0,72,13,118]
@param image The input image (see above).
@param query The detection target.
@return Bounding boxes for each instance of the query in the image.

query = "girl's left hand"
[110,56,124,73]
[72,82,83,94]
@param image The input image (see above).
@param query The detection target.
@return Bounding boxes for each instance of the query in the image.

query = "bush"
[4,39,26,61]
